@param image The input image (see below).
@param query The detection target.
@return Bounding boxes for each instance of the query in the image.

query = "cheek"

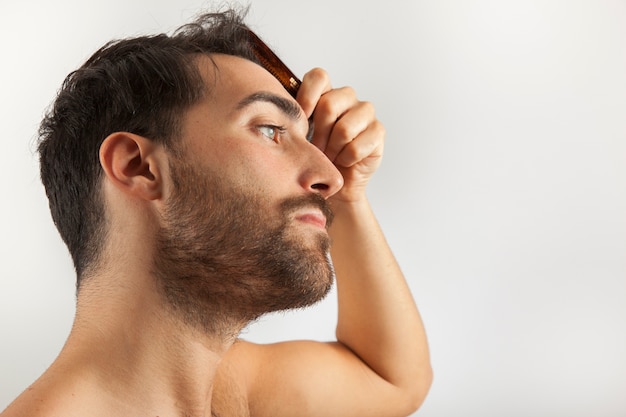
[188,128,299,200]
[223,146,296,193]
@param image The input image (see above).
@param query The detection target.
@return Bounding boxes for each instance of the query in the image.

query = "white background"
[1,1,624,416]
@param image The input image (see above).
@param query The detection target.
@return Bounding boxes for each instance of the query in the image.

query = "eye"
[257,125,285,142]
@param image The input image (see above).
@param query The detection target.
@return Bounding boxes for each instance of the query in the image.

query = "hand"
[296,68,385,203]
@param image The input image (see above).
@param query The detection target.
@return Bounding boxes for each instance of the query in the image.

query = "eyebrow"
[236,92,303,121]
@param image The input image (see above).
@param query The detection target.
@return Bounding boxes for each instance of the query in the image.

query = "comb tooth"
[247,29,301,98]
[257,55,299,97]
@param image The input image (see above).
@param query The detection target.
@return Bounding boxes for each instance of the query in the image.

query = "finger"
[334,119,385,169]
[296,68,332,118]
[310,87,358,154]
[324,100,376,163]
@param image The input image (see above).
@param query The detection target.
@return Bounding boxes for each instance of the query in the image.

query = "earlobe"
[99,132,163,200]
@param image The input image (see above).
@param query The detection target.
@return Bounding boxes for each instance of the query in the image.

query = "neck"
[54,269,241,417]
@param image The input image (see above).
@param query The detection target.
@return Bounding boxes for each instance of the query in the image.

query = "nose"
[296,143,344,199]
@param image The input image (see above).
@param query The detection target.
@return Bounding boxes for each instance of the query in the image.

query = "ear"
[99,132,164,201]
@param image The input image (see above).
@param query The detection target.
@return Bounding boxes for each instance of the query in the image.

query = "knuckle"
[315,86,359,118]
[333,118,353,139]
[303,67,329,84]
[360,100,376,115]
[315,94,337,117]
[372,120,386,139]
[338,86,357,99]
[336,142,360,166]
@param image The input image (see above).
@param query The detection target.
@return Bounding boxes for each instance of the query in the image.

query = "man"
[1,8,432,417]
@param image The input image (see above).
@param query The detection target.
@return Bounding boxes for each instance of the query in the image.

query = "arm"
[229,69,432,417]
[330,199,432,411]
[314,68,432,412]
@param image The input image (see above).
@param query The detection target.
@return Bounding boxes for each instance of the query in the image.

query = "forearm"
[330,197,432,400]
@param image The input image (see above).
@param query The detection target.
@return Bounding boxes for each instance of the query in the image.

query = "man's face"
[152,55,343,336]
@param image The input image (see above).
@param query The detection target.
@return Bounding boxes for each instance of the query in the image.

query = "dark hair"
[37,8,260,287]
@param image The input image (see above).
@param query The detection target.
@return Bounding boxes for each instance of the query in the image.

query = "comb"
[247,29,301,99]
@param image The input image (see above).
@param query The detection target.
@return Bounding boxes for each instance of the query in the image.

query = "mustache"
[279,193,334,228]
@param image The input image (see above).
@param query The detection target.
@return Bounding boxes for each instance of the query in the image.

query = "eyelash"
[257,124,286,142]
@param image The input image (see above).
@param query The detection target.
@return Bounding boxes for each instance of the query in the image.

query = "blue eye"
[258,125,275,140]
[257,125,284,141]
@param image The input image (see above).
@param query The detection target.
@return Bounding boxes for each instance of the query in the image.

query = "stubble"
[152,158,335,339]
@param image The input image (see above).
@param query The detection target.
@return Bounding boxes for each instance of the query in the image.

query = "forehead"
[196,54,300,111]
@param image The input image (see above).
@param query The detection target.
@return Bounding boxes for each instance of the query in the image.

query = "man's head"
[38,10,261,283]
[37,9,344,330]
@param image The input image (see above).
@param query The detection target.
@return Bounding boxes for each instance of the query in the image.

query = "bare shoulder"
[1,377,83,417]
[217,339,422,417]
[1,363,113,417]
[1,385,43,417]
[216,339,352,417]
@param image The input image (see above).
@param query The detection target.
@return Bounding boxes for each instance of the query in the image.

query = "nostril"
[311,183,329,191]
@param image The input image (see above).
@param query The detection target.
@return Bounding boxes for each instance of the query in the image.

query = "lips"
[294,210,327,229]
[281,194,334,230]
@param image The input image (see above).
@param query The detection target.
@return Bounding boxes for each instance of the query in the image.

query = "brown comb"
[247,29,301,99]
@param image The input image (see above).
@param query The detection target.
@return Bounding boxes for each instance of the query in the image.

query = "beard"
[152,157,335,339]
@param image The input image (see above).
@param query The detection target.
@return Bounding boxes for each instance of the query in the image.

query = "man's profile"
[1,8,432,417]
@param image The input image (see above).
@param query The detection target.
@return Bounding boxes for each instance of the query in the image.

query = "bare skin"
[1,55,432,417]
